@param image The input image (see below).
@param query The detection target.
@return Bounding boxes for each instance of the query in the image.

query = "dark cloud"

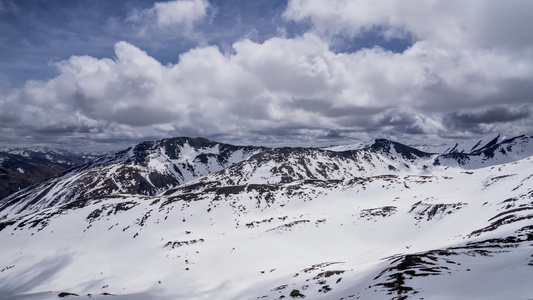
[448,105,530,125]
[325,130,342,139]
[112,106,176,127]
[442,105,532,136]
[289,98,387,117]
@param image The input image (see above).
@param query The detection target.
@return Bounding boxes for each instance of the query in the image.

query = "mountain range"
[0,147,95,200]
[0,134,532,299]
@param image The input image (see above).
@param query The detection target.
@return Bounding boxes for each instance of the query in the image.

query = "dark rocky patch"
[164,238,205,249]
[313,270,345,279]
[409,201,467,223]
[289,289,305,298]
[267,220,310,232]
[58,292,79,297]
[360,206,398,220]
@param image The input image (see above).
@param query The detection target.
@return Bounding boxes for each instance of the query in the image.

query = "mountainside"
[0,135,532,299]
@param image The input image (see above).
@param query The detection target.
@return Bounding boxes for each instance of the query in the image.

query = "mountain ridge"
[2,135,532,220]
[1,134,533,299]
[0,152,532,299]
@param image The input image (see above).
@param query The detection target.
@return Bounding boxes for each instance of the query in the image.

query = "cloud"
[376,109,445,135]
[2,0,533,150]
[283,0,533,49]
[128,0,211,35]
[443,105,533,136]
[451,105,531,125]
[152,0,210,28]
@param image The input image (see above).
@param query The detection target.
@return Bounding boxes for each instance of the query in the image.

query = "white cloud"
[5,0,533,150]
[128,0,210,34]
[3,0,533,151]
[284,0,533,49]
[152,0,210,28]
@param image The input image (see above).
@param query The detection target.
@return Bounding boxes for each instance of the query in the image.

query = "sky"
[0,0,532,151]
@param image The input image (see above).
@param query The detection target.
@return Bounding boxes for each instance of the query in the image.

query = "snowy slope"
[0,158,533,299]
[0,153,532,299]
[0,137,264,219]
[1,135,533,299]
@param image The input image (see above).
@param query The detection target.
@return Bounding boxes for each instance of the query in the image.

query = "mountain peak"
[368,138,434,160]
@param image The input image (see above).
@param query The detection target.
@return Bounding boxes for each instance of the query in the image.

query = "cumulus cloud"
[3,29,531,149]
[376,109,445,135]
[284,0,533,49]
[128,0,211,34]
[1,1,532,149]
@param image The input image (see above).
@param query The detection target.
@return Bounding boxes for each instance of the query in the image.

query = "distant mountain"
[412,133,507,154]
[0,136,532,299]
[165,139,436,196]
[0,146,108,162]
[0,137,264,219]
[0,149,86,199]
[435,135,533,168]
[3,135,533,220]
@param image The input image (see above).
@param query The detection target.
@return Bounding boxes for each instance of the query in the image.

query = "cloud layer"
[1,0,532,149]
[284,0,533,49]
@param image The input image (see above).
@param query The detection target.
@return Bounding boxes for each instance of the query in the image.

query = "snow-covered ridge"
[0,137,265,219]
[0,146,109,160]
[0,150,532,299]
[411,133,509,154]
[2,135,532,220]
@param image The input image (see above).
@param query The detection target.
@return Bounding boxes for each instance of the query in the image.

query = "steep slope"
[0,154,532,299]
[0,137,264,219]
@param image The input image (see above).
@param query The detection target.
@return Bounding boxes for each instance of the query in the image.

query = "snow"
[322,141,372,152]
[1,137,532,299]
[1,156,532,299]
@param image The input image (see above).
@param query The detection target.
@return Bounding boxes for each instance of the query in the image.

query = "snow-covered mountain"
[164,139,437,196]
[0,137,264,219]
[435,135,533,168]
[411,133,508,154]
[0,146,106,163]
[0,135,532,299]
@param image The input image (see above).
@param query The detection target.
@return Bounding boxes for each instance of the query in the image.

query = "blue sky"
[0,0,411,86]
[1,0,532,150]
